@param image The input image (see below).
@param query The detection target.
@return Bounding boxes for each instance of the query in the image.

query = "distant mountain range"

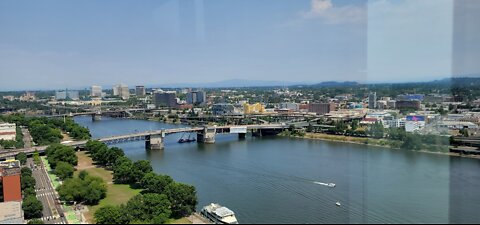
[155,79,305,88]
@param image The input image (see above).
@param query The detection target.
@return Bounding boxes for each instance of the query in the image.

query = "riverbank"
[286,132,480,160]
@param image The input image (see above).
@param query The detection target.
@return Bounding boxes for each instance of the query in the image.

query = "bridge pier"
[146,133,165,150]
[197,127,216,144]
[238,133,246,140]
[92,113,102,122]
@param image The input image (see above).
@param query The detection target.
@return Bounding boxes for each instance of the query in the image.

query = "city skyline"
[1,0,471,90]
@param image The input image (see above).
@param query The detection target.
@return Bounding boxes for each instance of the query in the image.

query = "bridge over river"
[0,124,288,160]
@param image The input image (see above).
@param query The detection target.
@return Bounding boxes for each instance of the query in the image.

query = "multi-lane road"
[28,158,68,224]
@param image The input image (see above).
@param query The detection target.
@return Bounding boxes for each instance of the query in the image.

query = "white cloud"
[302,0,366,24]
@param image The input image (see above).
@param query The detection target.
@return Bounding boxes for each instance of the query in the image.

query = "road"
[22,127,34,148]
[28,158,68,224]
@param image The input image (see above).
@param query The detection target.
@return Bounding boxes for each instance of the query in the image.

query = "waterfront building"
[0,160,22,202]
[212,103,235,116]
[0,123,16,141]
[308,103,336,115]
[369,92,377,109]
[405,115,426,133]
[154,91,177,108]
[91,85,103,98]
[118,84,130,100]
[136,85,146,96]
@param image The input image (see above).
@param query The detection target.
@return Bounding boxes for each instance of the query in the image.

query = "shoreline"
[286,132,480,160]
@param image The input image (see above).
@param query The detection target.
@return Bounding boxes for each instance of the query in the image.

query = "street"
[28,158,68,224]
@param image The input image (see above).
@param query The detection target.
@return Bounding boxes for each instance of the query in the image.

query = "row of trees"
[85,140,198,224]
[21,167,43,220]
[0,114,91,146]
[45,144,77,180]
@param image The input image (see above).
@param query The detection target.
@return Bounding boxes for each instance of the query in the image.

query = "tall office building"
[114,84,130,100]
[369,92,377,109]
[91,85,102,98]
[136,86,146,96]
[186,90,207,105]
[154,91,177,108]
[55,90,79,101]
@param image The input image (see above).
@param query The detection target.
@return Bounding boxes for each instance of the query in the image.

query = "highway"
[28,158,68,224]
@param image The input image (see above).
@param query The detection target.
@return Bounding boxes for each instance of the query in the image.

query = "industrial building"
[308,103,336,115]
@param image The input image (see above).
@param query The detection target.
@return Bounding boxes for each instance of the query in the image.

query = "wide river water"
[75,116,480,224]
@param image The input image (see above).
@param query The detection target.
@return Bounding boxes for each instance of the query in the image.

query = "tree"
[33,150,41,166]
[125,193,172,222]
[23,195,43,219]
[140,173,174,194]
[164,182,198,218]
[16,152,27,165]
[27,219,44,224]
[21,167,33,177]
[45,144,78,168]
[57,172,107,205]
[132,160,153,183]
[21,175,36,190]
[94,205,130,224]
[55,161,75,180]
[401,134,423,150]
[113,157,135,184]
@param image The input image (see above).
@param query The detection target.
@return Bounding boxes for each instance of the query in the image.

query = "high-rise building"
[91,85,103,98]
[0,123,16,141]
[114,84,130,100]
[186,90,207,105]
[369,92,377,109]
[135,86,146,96]
[55,90,79,101]
[154,91,177,108]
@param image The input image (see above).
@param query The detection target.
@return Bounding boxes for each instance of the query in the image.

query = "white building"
[91,85,103,98]
[405,116,426,133]
[0,123,16,141]
[114,84,130,100]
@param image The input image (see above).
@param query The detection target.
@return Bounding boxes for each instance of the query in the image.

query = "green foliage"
[132,160,153,182]
[27,219,44,224]
[21,175,36,190]
[16,152,28,165]
[368,122,385,139]
[140,172,174,194]
[45,144,78,169]
[125,193,172,222]
[0,140,16,149]
[29,121,63,145]
[33,151,41,166]
[57,171,107,205]
[55,161,75,180]
[23,195,43,219]
[112,157,135,184]
[94,205,130,224]
[164,182,198,218]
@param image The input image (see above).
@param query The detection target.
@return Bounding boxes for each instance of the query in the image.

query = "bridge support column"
[238,133,246,140]
[92,114,102,122]
[146,133,165,150]
[197,127,216,144]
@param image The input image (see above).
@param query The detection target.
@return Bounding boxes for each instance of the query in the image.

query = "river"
[75,116,480,224]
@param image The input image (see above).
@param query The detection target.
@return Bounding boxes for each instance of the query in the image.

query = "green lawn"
[75,152,142,223]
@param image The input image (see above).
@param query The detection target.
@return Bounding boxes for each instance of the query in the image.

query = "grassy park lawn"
[75,151,142,223]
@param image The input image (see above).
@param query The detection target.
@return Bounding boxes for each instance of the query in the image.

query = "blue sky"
[0,0,468,90]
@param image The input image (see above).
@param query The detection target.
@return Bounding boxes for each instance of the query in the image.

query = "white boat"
[336,202,341,207]
[313,182,336,188]
[201,203,239,224]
